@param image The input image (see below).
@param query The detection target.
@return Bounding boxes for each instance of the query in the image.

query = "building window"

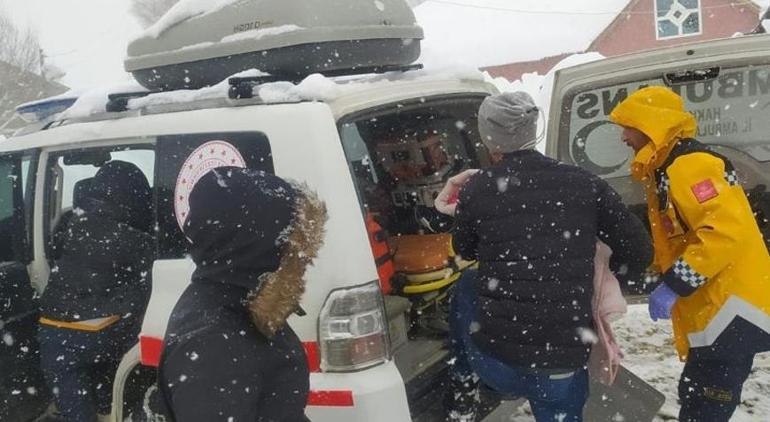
[655,0,702,39]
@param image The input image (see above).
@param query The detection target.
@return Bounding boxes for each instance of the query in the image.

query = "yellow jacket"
[610,87,770,360]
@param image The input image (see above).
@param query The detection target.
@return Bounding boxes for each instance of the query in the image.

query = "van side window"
[155,132,274,259]
[45,146,155,259]
[0,153,36,263]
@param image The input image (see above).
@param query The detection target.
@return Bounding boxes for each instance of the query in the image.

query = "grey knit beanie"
[477,91,539,153]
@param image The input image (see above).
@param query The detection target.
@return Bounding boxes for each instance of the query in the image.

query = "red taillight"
[319,281,391,372]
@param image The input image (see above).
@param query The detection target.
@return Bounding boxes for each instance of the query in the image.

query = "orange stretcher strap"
[39,315,120,332]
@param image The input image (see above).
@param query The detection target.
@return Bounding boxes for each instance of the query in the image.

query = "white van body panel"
[546,34,770,157]
[326,77,496,119]
[306,361,410,422]
[142,259,195,340]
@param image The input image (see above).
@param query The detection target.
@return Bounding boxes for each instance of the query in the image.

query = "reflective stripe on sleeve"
[688,296,770,348]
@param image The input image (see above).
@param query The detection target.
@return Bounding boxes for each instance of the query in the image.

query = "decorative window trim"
[654,0,703,40]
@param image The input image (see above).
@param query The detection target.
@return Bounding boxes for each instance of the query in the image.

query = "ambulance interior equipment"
[341,100,489,334]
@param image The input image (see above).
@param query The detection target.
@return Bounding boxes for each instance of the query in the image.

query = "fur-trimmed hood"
[185,168,327,337]
[249,182,327,337]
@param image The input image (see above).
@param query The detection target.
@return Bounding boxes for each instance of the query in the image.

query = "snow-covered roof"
[414,0,632,69]
[136,0,240,40]
[2,67,494,146]
[1,68,496,152]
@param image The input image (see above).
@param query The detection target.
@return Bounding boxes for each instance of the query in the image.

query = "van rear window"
[561,64,770,179]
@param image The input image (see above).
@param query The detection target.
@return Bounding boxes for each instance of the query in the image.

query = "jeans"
[446,270,589,422]
[38,319,138,422]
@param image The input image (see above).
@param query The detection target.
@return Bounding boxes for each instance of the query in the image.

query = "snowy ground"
[496,305,770,421]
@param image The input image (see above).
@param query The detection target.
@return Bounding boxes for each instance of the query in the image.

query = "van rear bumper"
[306,360,411,422]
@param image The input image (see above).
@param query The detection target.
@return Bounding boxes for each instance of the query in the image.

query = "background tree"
[130,0,180,28]
[0,7,41,74]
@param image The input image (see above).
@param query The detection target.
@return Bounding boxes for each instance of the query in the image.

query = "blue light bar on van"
[15,97,78,123]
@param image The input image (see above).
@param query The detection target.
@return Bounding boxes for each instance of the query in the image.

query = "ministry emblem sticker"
[174,140,247,229]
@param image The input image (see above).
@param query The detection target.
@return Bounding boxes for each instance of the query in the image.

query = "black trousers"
[38,319,138,421]
[679,317,770,422]
[678,354,755,422]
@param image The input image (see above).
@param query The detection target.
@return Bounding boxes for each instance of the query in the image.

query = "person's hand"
[648,283,678,321]
[435,169,480,216]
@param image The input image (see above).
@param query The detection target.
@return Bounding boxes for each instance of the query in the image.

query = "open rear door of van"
[547,34,770,245]
[546,34,770,421]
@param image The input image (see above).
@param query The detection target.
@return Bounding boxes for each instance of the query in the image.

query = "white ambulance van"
[2,1,503,421]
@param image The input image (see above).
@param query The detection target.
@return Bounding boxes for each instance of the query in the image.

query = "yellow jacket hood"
[609,86,697,181]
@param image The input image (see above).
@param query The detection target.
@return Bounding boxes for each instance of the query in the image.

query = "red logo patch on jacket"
[691,179,718,203]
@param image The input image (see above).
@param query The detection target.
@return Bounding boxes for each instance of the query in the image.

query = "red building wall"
[591,0,760,56]
[485,0,762,81]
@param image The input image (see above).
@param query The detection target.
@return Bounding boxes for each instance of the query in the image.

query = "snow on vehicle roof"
[58,67,491,121]
[755,0,770,13]
[415,0,632,69]
[136,0,242,40]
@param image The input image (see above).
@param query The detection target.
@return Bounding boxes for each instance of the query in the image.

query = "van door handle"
[664,67,721,86]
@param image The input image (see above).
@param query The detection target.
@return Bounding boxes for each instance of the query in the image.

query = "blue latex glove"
[649,283,678,321]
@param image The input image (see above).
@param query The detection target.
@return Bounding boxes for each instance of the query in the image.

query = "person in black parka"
[158,167,327,422]
[445,92,653,421]
[38,160,154,421]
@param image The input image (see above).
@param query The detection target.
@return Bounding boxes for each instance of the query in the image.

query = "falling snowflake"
[487,278,499,291]
[577,327,598,344]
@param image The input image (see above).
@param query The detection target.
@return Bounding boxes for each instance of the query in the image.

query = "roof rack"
[228,64,424,99]
[106,91,155,113]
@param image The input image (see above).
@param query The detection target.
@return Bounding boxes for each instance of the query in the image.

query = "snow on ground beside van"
[498,304,770,421]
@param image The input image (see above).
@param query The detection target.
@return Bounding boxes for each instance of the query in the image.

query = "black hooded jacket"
[159,168,311,422]
[454,150,652,370]
[40,160,154,322]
